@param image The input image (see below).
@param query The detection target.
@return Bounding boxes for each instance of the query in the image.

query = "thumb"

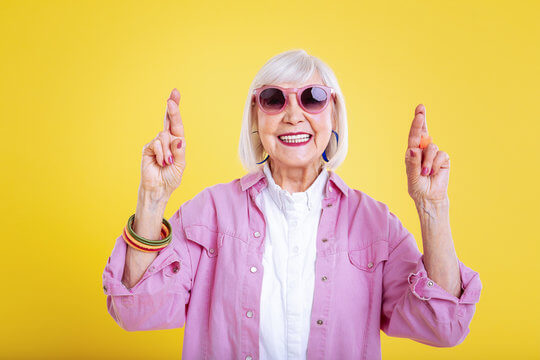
[405,147,422,178]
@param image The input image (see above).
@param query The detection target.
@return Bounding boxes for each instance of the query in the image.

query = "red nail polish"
[422,167,429,175]
[429,168,434,175]
[162,160,166,166]
[177,140,182,149]
[409,149,415,157]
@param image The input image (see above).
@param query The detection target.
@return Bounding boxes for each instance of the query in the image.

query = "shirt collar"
[240,164,349,199]
[261,162,328,211]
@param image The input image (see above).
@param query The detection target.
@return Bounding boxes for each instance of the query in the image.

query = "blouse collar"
[240,164,349,200]
[261,162,329,212]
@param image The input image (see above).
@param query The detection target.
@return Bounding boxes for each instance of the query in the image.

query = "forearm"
[122,190,169,289]
[414,197,462,298]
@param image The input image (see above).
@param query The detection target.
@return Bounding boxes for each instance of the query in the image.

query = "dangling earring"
[256,153,269,164]
[322,130,339,162]
[252,130,269,165]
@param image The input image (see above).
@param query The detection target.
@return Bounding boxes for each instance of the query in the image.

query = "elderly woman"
[102,49,482,359]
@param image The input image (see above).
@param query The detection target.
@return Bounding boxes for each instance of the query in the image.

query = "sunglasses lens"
[259,88,285,112]
[300,86,328,112]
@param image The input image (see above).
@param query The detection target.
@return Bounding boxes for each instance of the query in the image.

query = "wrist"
[414,197,450,222]
[134,189,168,239]
[137,187,170,210]
[414,197,449,211]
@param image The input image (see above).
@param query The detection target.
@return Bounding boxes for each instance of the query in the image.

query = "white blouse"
[255,162,329,360]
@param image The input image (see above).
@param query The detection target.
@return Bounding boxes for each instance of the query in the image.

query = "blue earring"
[253,129,269,164]
[256,154,269,164]
[322,130,339,162]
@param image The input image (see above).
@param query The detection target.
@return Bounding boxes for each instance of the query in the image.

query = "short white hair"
[238,49,348,173]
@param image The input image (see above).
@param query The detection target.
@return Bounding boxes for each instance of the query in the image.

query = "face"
[253,71,336,171]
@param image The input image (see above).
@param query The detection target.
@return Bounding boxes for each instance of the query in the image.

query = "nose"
[284,93,305,124]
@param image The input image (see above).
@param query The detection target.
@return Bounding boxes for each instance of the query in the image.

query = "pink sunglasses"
[252,84,335,115]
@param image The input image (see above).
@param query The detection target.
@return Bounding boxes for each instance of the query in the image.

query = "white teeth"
[279,134,311,143]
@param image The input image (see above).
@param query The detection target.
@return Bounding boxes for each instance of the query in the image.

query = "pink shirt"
[102,168,482,360]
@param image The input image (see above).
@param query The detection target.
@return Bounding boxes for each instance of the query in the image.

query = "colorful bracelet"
[122,214,172,253]
[127,214,171,246]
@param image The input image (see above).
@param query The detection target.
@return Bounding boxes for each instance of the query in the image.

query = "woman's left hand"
[405,104,450,204]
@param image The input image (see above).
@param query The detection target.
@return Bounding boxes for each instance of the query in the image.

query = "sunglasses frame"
[252,84,335,115]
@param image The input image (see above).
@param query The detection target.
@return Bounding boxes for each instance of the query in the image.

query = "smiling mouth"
[277,134,312,146]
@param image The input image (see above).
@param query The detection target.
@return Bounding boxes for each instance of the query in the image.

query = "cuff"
[102,240,180,297]
[407,255,482,305]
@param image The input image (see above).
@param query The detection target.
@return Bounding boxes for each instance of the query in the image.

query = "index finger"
[165,88,184,137]
[407,104,429,149]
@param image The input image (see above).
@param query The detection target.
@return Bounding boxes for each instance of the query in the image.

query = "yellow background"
[1,0,538,358]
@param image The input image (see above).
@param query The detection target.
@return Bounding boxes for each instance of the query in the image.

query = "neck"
[268,159,323,193]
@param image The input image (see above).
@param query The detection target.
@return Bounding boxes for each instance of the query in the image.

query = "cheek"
[258,115,282,133]
[312,117,333,137]
[257,116,269,134]
[312,124,333,147]
[257,119,278,146]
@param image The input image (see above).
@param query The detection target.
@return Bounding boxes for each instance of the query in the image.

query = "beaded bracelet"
[122,214,172,252]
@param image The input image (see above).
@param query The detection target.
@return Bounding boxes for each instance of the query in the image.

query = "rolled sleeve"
[407,255,482,307]
[381,210,483,347]
[102,207,194,331]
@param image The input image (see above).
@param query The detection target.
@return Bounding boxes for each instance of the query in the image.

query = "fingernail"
[409,149,415,157]
[429,168,434,175]
[162,160,166,166]
[421,167,429,176]
[177,140,182,149]
[169,155,174,164]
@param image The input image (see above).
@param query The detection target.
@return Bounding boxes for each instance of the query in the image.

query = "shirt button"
[317,319,324,325]
[321,238,328,243]
[250,266,258,273]
[148,266,154,273]
[293,246,299,253]
[254,231,261,238]
[246,310,254,318]
[321,276,328,281]
[172,265,180,273]
[245,356,253,360]
[427,280,434,287]
[367,262,374,268]
[209,248,215,254]
[326,203,333,208]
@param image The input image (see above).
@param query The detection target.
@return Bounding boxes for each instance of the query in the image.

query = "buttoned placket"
[239,170,345,360]
[257,163,331,359]
[282,192,312,358]
[241,178,268,360]
[305,181,341,360]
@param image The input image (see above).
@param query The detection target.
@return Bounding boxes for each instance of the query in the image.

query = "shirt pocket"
[348,238,389,272]
[184,224,222,258]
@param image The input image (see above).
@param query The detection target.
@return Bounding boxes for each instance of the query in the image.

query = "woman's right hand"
[139,88,186,200]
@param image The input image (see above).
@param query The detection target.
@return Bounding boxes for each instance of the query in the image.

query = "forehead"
[273,71,324,89]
